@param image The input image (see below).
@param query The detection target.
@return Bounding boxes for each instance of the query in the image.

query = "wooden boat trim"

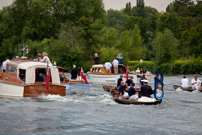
[0,72,25,84]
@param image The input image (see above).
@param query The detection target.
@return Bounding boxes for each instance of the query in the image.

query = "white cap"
[142,79,148,83]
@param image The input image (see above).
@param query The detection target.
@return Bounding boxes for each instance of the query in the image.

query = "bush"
[128,61,152,66]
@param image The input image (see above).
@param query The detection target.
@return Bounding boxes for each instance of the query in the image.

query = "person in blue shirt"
[126,76,133,87]
[128,82,139,100]
[139,74,147,87]
[117,75,123,88]
[36,73,44,82]
[117,53,123,64]
[140,80,153,98]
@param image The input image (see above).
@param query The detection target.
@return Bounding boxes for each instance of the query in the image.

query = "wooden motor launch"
[0,58,66,99]
[173,85,202,92]
[87,64,137,84]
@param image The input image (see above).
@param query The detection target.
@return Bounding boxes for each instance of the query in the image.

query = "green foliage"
[128,61,152,66]
[152,29,179,65]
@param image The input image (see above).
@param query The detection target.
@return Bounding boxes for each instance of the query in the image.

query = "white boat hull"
[0,81,24,99]
[87,73,137,85]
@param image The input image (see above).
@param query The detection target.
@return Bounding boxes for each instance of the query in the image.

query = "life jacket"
[37,57,41,61]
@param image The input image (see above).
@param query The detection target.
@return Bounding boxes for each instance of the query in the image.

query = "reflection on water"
[1,75,202,135]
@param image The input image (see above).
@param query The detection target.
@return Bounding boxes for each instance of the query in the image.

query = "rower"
[117,75,123,88]
[140,80,153,98]
[119,81,128,99]
[128,82,139,101]
[191,76,201,90]
[139,74,147,87]
[126,76,133,87]
[181,75,189,89]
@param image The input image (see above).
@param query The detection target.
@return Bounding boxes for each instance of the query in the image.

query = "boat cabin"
[90,64,127,75]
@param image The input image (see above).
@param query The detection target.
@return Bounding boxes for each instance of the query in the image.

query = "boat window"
[92,68,94,72]
[19,69,26,81]
[98,68,101,72]
[35,68,52,82]
[95,68,98,72]
[7,65,17,73]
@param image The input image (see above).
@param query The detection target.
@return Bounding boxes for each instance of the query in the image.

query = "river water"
[0,75,202,135]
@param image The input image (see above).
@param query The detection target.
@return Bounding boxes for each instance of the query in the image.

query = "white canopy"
[16,62,60,85]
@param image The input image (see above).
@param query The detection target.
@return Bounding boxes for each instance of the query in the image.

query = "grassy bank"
[129,59,202,75]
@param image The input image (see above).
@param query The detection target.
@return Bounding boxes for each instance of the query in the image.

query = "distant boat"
[87,64,137,84]
[173,85,202,92]
[0,58,66,99]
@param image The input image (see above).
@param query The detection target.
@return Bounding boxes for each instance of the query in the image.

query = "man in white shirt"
[181,75,189,89]
[191,76,201,90]
[2,56,10,72]
[112,58,119,74]
[104,60,112,73]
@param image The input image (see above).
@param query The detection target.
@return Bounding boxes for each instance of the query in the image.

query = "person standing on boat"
[139,74,147,87]
[112,58,119,74]
[140,68,144,74]
[117,75,123,88]
[104,60,112,73]
[2,56,10,72]
[59,72,64,82]
[119,81,129,99]
[128,82,139,100]
[71,65,78,80]
[117,53,123,64]
[181,75,189,89]
[126,76,134,87]
[191,76,201,90]
[94,53,100,65]
[41,52,52,66]
[36,53,42,61]
[140,80,153,98]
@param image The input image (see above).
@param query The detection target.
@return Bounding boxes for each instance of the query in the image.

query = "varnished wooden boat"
[103,85,141,92]
[0,58,66,99]
[57,67,85,85]
[173,85,202,92]
[110,91,160,105]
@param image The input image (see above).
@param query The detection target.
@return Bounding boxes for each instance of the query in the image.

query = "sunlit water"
[1,75,202,135]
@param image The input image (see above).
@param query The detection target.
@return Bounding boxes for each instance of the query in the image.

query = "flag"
[46,64,50,91]
[126,68,129,80]
[81,67,88,84]
[154,71,164,102]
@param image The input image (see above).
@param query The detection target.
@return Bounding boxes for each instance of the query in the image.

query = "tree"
[152,29,179,65]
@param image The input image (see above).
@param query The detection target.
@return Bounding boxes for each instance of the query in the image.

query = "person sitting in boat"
[145,70,150,75]
[139,74,147,87]
[191,76,201,90]
[112,58,119,74]
[140,80,153,98]
[36,53,42,62]
[117,75,123,88]
[119,81,129,99]
[2,56,10,72]
[36,73,44,82]
[41,52,52,66]
[94,53,100,65]
[71,65,78,80]
[104,60,112,73]
[117,53,123,64]
[126,76,133,87]
[128,82,139,101]
[140,68,144,74]
[136,68,140,73]
[181,75,189,89]
[59,72,64,82]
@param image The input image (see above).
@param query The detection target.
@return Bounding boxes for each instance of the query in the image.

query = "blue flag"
[154,71,164,101]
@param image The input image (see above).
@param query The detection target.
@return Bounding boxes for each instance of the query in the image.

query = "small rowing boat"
[173,85,202,92]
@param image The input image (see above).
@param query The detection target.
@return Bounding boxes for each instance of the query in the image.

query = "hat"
[130,76,133,78]
[6,56,10,59]
[141,79,148,83]
[120,75,123,77]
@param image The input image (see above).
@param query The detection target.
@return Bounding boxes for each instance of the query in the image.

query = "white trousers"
[129,94,139,100]
[192,84,200,90]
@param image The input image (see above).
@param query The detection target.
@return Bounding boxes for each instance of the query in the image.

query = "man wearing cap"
[139,74,147,87]
[2,56,10,72]
[140,80,153,98]
[117,75,123,88]
[119,81,129,99]
[126,76,133,87]
[112,58,119,74]
[128,82,139,100]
